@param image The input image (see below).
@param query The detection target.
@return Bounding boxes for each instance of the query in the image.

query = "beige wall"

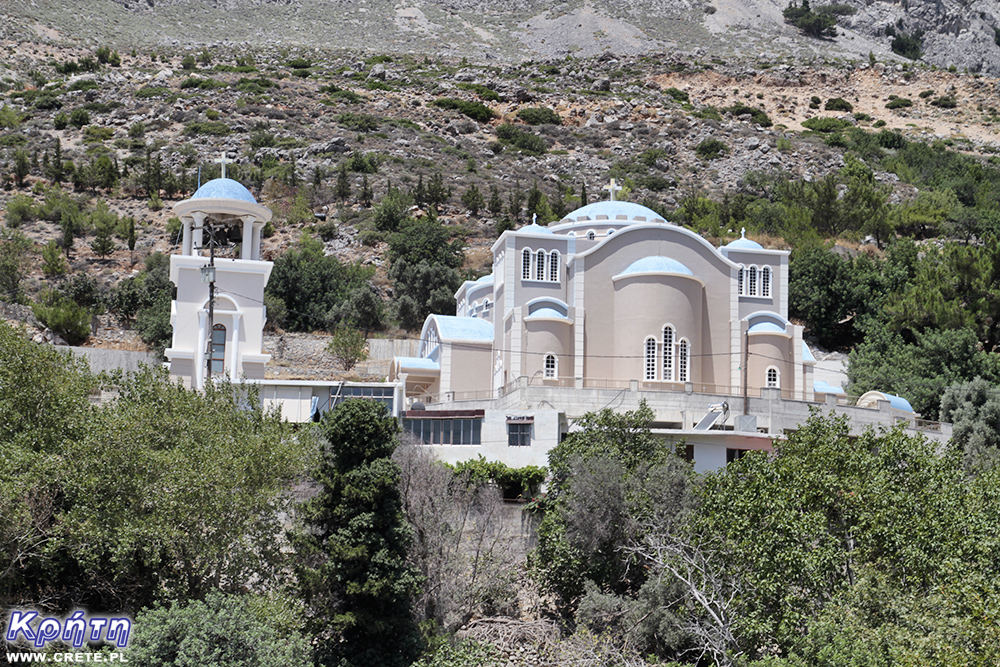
[447,344,492,395]
[521,317,574,380]
[747,333,794,393]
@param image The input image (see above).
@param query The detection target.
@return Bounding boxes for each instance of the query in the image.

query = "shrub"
[286,57,312,69]
[5,194,35,228]
[184,121,230,135]
[495,123,547,155]
[516,107,562,125]
[83,126,113,142]
[810,95,822,109]
[664,87,690,103]
[886,97,914,109]
[336,112,380,132]
[693,106,722,121]
[890,29,924,60]
[825,97,854,112]
[456,82,500,101]
[873,119,887,127]
[874,129,907,149]
[930,95,958,109]
[33,92,63,111]
[69,109,90,128]
[0,105,20,130]
[32,290,91,345]
[235,76,276,95]
[180,76,225,90]
[802,116,853,132]
[134,86,170,98]
[722,103,773,127]
[695,138,728,159]
[431,97,495,122]
[447,456,547,499]
[919,89,935,99]
[343,151,380,174]
[67,79,99,92]
[181,54,196,69]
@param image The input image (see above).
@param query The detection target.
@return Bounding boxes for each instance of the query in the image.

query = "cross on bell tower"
[214,152,234,179]
[603,178,622,202]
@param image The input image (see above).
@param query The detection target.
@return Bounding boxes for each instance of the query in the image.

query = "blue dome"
[564,200,666,222]
[519,223,553,234]
[748,321,786,334]
[191,178,258,204]
[618,256,693,277]
[725,237,763,250]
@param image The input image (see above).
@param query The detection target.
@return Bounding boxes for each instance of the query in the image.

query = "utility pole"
[743,329,749,416]
[201,222,217,385]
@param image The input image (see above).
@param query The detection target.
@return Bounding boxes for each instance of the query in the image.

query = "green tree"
[327,326,368,371]
[129,592,311,667]
[41,239,68,277]
[426,172,448,211]
[265,233,375,332]
[90,214,117,259]
[13,149,30,188]
[461,183,485,217]
[488,184,503,216]
[31,289,91,345]
[373,187,413,232]
[292,399,422,667]
[335,164,351,201]
[0,230,33,302]
[939,377,1000,470]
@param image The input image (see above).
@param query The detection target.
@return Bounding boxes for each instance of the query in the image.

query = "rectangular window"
[331,385,395,412]
[508,422,531,446]
[402,418,483,445]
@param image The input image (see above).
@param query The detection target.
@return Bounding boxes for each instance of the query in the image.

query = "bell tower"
[165,177,273,389]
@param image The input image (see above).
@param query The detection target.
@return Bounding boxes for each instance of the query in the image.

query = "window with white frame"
[662,325,675,381]
[587,230,596,241]
[522,249,531,280]
[644,337,657,380]
[544,354,557,379]
[548,250,560,282]
[737,265,744,296]
[766,366,779,388]
[678,339,690,382]
[210,324,226,375]
[761,266,772,297]
[483,298,490,315]
[748,266,758,296]
[535,250,545,280]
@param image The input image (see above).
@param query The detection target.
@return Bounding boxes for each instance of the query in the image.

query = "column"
[192,212,206,257]
[229,313,242,381]
[241,216,254,260]
[251,223,262,260]
[182,215,193,255]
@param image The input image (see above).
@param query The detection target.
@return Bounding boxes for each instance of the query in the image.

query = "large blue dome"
[191,178,257,204]
[563,200,666,222]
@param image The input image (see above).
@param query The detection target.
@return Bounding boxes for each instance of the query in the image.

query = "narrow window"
[766,366,779,388]
[748,266,758,296]
[587,230,596,241]
[521,249,531,280]
[544,354,557,379]
[548,250,560,282]
[644,337,657,381]
[483,299,490,314]
[737,265,744,296]
[678,339,689,382]
[762,266,772,298]
[536,250,545,280]
[210,323,226,375]
[662,325,675,381]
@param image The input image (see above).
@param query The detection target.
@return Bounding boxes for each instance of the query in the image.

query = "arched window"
[548,250,560,282]
[678,339,690,382]
[761,266,772,298]
[521,249,531,280]
[766,366,779,388]
[544,354,557,379]
[587,230,596,241]
[536,250,546,281]
[662,325,675,381]
[210,323,226,375]
[737,265,744,296]
[644,337,657,381]
[607,229,615,235]
[748,266,758,296]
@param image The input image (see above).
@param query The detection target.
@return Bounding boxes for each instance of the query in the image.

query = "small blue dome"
[191,178,257,204]
[565,200,665,222]
[519,223,553,234]
[748,321,786,334]
[618,255,693,277]
[725,237,764,250]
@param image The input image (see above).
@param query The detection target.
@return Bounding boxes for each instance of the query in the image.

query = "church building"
[391,187,949,471]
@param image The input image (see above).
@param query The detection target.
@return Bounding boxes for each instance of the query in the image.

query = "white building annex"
[391,192,952,473]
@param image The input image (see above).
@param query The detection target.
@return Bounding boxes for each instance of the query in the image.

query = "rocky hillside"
[2,31,1000,365]
[8,0,1000,73]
